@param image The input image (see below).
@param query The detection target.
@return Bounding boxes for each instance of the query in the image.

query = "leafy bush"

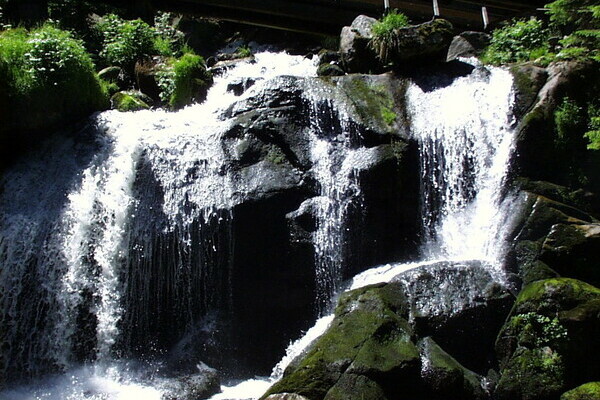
[546,0,600,61]
[554,97,585,149]
[482,18,550,65]
[0,24,107,133]
[370,10,410,64]
[236,45,252,58]
[372,10,410,37]
[153,12,185,56]
[157,52,212,110]
[96,14,155,70]
[584,104,600,149]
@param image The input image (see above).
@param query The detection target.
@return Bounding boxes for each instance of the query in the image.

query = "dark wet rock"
[446,31,491,61]
[339,15,379,73]
[392,261,514,372]
[317,63,345,77]
[510,63,548,120]
[539,223,600,287]
[161,363,221,400]
[419,337,488,400]
[495,278,600,400]
[227,78,256,96]
[135,56,165,104]
[209,56,256,76]
[515,60,600,186]
[318,49,341,65]
[373,19,454,69]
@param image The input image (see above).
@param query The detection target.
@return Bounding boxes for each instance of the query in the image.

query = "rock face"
[204,73,420,375]
[371,19,454,69]
[446,31,491,62]
[339,15,379,74]
[262,262,513,400]
[495,278,600,400]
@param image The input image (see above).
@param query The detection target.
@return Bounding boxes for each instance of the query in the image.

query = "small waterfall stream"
[0,50,519,400]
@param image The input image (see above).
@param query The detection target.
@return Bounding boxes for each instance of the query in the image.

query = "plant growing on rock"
[369,9,410,64]
[546,0,600,61]
[156,52,212,110]
[482,18,551,65]
[95,14,156,71]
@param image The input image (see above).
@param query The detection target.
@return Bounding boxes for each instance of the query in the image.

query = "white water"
[0,53,518,400]
[0,51,317,400]
[245,61,519,400]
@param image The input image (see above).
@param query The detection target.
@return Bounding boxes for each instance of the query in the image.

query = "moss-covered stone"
[514,278,600,316]
[495,278,600,399]
[561,382,600,400]
[262,283,417,400]
[332,75,406,137]
[110,91,151,112]
[317,63,344,77]
[496,347,566,400]
[323,374,387,400]
[419,337,487,400]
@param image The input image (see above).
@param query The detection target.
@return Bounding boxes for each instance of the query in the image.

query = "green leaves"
[482,18,550,65]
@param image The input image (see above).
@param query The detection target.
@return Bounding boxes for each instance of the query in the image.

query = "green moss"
[561,382,600,400]
[264,283,412,400]
[110,91,150,112]
[516,278,600,316]
[497,347,566,400]
[339,77,399,131]
[0,24,108,134]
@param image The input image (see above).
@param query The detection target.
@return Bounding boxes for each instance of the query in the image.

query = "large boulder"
[495,278,600,400]
[262,283,421,400]
[161,363,221,400]
[262,262,512,400]
[339,15,379,73]
[446,31,491,62]
[371,19,454,69]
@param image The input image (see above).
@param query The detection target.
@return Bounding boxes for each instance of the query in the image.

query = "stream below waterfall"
[0,48,520,400]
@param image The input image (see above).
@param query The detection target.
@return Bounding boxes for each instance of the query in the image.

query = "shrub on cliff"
[369,10,410,64]
[482,18,551,65]
[156,52,212,110]
[0,23,107,133]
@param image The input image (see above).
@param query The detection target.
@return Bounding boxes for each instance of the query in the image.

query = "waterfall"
[408,64,517,267]
[0,51,318,398]
[0,49,519,400]
[260,61,519,400]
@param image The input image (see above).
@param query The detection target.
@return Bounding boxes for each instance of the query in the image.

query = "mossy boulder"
[561,382,600,400]
[446,31,491,62]
[317,63,345,77]
[419,337,487,400]
[495,278,600,399]
[262,283,421,400]
[110,91,151,112]
[539,224,600,287]
[373,19,454,69]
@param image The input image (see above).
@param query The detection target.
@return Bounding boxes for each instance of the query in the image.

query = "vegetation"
[157,52,211,110]
[370,10,410,64]
[482,18,550,65]
[0,23,106,119]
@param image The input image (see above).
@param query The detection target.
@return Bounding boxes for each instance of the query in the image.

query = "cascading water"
[244,61,521,400]
[0,45,520,400]
[0,51,319,399]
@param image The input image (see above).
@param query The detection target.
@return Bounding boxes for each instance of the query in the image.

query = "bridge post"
[433,0,440,17]
[482,6,489,30]
[384,0,390,12]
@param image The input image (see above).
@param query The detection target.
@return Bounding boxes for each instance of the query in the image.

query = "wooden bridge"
[147,0,547,34]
